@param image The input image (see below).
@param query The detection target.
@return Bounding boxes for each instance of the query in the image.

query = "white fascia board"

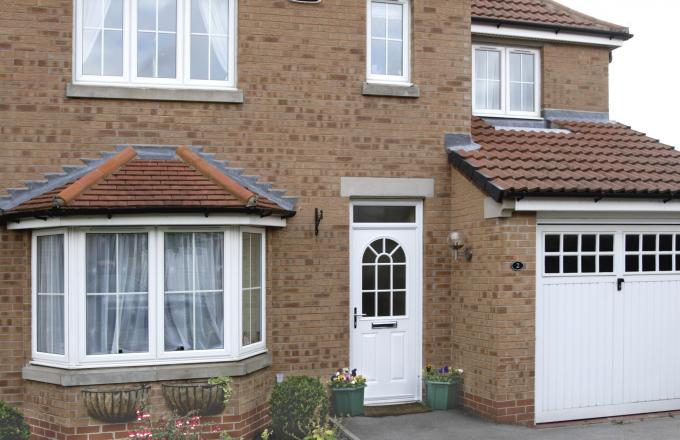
[515,198,680,213]
[7,213,287,230]
[472,23,625,48]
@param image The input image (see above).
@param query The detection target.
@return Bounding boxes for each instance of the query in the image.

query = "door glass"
[354,206,415,223]
[361,238,407,317]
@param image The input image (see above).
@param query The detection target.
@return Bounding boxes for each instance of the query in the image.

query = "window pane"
[642,254,656,272]
[387,40,403,76]
[103,30,123,76]
[393,265,405,289]
[510,82,521,112]
[158,33,177,78]
[190,35,209,79]
[599,255,614,273]
[474,50,487,80]
[191,0,209,33]
[362,265,375,290]
[37,295,65,355]
[86,234,116,293]
[474,79,486,109]
[137,0,156,31]
[242,233,263,347]
[159,0,177,32]
[195,232,223,291]
[509,52,521,82]
[363,292,376,317]
[626,235,639,252]
[137,31,156,77]
[522,53,534,82]
[164,233,193,292]
[86,294,117,355]
[660,255,673,272]
[545,235,560,253]
[545,256,560,274]
[563,256,578,273]
[660,235,673,251]
[83,29,102,75]
[37,235,64,294]
[210,36,228,80]
[118,233,148,293]
[242,288,261,345]
[626,255,639,272]
[393,291,406,316]
[165,293,194,351]
[195,292,224,349]
[581,256,596,273]
[581,235,596,252]
[600,235,614,252]
[563,235,578,252]
[522,83,534,112]
[378,265,390,290]
[371,38,386,75]
[118,294,149,353]
[487,51,500,80]
[104,0,123,28]
[354,206,416,223]
[643,235,656,251]
[377,292,391,317]
[84,0,103,27]
[386,3,403,39]
[392,247,405,263]
[371,2,386,38]
[212,0,229,35]
[489,80,500,110]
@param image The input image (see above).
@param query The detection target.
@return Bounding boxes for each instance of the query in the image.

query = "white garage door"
[536,225,680,423]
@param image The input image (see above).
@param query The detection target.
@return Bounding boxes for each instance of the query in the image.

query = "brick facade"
[450,171,536,425]
[0,0,618,435]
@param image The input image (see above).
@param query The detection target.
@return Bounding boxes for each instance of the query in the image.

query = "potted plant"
[82,384,149,423]
[329,368,367,417]
[422,365,463,410]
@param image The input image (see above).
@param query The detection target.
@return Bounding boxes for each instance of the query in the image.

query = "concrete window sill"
[22,352,271,387]
[66,83,244,104]
[362,82,420,98]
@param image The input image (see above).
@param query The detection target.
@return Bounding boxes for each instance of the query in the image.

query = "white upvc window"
[366,0,410,85]
[74,0,237,89]
[32,226,265,368]
[472,45,541,118]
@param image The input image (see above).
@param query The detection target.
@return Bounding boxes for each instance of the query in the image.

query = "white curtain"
[37,235,65,355]
[82,0,110,74]
[164,232,224,351]
[86,233,149,355]
[196,0,229,79]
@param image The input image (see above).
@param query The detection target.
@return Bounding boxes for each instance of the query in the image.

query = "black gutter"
[0,206,297,224]
[472,16,633,41]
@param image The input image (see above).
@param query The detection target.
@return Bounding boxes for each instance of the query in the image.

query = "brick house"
[1,0,680,437]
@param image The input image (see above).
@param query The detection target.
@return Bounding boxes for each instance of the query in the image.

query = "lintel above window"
[473,44,541,118]
[74,0,237,90]
[366,0,411,85]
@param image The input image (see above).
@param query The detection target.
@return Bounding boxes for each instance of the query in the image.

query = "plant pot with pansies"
[423,365,463,411]
[329,368,367,417]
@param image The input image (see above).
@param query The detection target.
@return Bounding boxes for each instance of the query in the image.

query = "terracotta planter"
[82,384,149,423]
[162,383,225,416]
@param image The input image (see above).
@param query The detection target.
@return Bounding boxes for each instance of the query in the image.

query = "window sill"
[23,352,271,387]
[66,83,244,104]
[472,112,543,120]
[362,82,420,98]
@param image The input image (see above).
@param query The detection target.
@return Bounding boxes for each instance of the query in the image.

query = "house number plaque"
[511,261,525,271]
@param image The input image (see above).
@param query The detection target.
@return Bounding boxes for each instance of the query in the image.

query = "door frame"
[349,199,424,405]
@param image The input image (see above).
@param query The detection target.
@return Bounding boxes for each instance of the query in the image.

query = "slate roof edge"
[471,16,632,40]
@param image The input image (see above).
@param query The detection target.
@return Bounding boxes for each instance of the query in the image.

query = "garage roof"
[449,117,680,202]
[472,0,631,39]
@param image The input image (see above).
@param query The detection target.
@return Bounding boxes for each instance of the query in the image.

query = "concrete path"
[341,410,680,440]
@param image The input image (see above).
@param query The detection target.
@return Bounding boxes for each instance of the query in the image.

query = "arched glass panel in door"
[361,238,406,317]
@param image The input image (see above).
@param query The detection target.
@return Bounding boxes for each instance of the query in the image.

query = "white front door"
[349,201,422,405]
[537,224,680,423]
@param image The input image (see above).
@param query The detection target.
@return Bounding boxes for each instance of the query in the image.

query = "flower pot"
[424,381,459,410]
[82,384,149,423]
[331,386,365,417]
[162,383,225,416]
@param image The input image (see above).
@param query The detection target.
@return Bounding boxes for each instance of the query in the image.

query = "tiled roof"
[449,117,680,202]
[472,0,630,36]
[1,146,296,219]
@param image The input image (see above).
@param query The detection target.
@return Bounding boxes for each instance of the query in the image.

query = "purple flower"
[443,366,450,373]
[351,369,357,377]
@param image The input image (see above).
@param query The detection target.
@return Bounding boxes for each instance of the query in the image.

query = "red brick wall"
[450,171,536,425]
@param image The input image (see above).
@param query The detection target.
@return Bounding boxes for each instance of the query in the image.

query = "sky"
[555,0,680,147]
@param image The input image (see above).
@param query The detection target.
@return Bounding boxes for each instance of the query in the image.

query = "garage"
[536,223,680,423]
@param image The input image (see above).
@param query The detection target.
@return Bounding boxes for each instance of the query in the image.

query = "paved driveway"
[341,411,680,440]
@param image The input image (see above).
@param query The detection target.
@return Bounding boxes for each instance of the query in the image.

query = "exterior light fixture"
[448,231,473,262]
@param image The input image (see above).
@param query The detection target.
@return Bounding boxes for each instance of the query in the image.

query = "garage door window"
[544,233,614,275]
[625,233,680,273]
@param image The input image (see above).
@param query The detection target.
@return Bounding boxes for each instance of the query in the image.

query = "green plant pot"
[331,386,365,417]
[424,381,460,410]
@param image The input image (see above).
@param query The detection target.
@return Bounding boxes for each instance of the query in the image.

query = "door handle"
[617,278,625,292]
[353,307,367,329]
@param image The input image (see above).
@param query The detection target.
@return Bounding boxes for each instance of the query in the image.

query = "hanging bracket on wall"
[314,208,324,236]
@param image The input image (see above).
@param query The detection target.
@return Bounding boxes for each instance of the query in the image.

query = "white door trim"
[349,199,424,405]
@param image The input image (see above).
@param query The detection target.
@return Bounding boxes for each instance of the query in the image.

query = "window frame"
[366,0,411,86]
[472,44,541,119]
[624,233,680,275]
[31,225,265,369]
[32,229,70,365]
[541,232,616,277]
[73,0,238,90]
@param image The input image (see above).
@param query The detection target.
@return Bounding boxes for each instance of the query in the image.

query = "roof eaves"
[447,149,505,202]
[471,16,633,41]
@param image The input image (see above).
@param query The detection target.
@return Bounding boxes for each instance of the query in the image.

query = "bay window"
[367,0,411,85]
[75,0,237,89]
[32,227,265,368]
[473,45,541,118]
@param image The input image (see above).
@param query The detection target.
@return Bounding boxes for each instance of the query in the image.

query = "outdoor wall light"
[448,231,473,261]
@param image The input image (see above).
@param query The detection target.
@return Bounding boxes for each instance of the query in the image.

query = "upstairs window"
[75,0,237,89]
[473,45,540,118]
[367,0,410,85]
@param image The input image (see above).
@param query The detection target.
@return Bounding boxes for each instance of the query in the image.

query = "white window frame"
[472,44,541,118]
[366,0,411,85]
[623,233,680,275]
[30,225,266,369]
[32,229,70,365]
[542,232,616,277]
[73,0,238,90]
